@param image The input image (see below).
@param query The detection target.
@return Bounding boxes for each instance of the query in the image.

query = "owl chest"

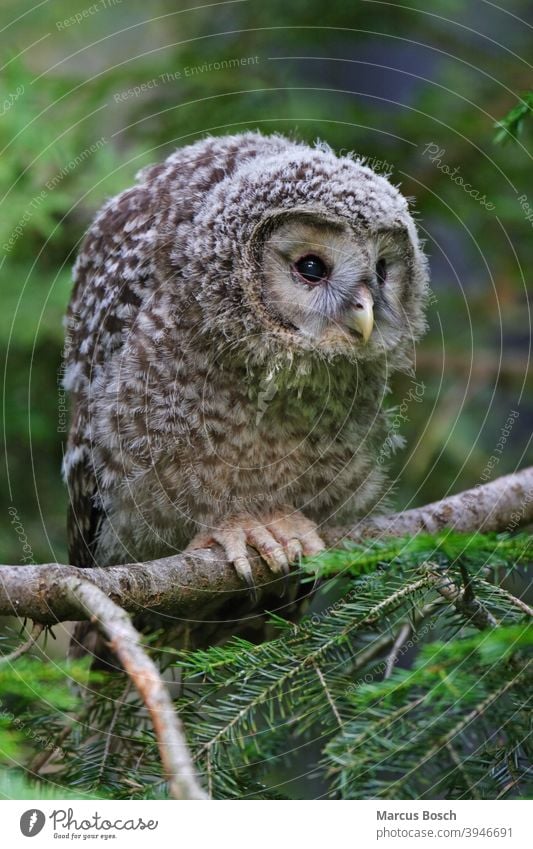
[139,353,381,513]
[188,376,366,487]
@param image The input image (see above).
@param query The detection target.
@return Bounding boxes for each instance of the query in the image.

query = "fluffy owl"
[64,132,428,603]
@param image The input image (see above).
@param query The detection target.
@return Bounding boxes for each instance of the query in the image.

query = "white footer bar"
[3,799,531,848]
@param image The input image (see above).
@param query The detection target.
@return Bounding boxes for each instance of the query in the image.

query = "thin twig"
[351,633,397,669]
[383,622,412,680]
[206,746,213,799]
[478,579,533,618]
[314,662,344,727]
[445,741,482,800]
[64,576,207,800]
[0,622,44,664]
[426,565,499,630]
[351,601,439,683]
[496,777,523,799]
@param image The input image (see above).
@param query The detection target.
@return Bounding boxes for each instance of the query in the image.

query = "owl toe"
[245,524,290,575]
[267,513,326,559]
[186,511,324,587]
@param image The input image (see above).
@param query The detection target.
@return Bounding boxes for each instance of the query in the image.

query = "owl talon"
[286,538,303,563]
[233,556,255,587]
[186,511,325,588]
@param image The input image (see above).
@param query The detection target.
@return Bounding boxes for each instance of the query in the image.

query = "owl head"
[249,206,424,363]
[163,133,429,372]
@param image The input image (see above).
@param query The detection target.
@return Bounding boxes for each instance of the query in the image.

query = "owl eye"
[376,257,387,285]
[293,254,329,285]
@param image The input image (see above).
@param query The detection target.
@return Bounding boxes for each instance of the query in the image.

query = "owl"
[64,132,428,599]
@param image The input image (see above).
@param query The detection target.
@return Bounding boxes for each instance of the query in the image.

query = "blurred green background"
[1,0,531,568]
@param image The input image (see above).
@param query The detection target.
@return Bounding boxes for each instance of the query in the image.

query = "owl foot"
[187,511,325,586]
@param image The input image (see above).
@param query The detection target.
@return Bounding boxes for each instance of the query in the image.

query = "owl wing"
[64,183,156,567]
[65,436,102,568]
[64,133,281,567]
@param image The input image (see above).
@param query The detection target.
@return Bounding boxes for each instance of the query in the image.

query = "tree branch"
[326,466,533,544]
[61,576,207,800]
[0,467,531,624]
[1,467,530,802]
[425,564,499,630]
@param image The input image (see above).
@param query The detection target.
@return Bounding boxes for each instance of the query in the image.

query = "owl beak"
[345,286,374,343]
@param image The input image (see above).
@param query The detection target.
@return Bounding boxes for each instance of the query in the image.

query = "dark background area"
[1,0,531,569]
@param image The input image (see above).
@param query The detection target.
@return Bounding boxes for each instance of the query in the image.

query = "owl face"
[257,209,413,357]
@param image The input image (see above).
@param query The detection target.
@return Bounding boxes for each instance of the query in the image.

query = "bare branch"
[314,662,344,727]
[0,622,44,664]
[63,576,207,800]
[0,467,531,624]
[1,467,527,801]
[383,622,412,680]
[477,579,533,618]
[327,466,533,544]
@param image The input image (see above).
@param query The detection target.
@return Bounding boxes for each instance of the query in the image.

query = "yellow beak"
[345,287,374,344]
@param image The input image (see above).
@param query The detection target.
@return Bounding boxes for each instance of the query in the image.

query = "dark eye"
[293,254,328,285]
[376,257,387,285]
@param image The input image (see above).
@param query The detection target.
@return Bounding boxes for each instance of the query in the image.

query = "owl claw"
[233,556,258,600]
[285,538,303,563]
[186,511,325,589]
[233,556,254,585]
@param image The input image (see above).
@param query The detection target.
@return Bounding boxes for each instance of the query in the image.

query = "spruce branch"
[384,661,531,798]
[425,564,499,630]
[444,741,482,800]
[0,622,44,664]
[190,575,431,760]
[0,467,531,625]
[477,580,533,618]
[326,696,427,777]
[325,626,532,799]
